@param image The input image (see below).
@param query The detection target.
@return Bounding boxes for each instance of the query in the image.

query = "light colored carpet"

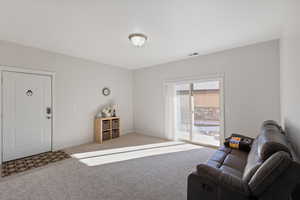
[0,134,215,200]
[64,133,168,155]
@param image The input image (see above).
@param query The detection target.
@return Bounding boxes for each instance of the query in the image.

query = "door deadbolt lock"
[46,107,52,119]
[46,107,52,114]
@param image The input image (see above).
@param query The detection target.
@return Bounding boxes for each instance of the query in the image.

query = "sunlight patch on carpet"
[73,142,202,166]
[71,141,184,159]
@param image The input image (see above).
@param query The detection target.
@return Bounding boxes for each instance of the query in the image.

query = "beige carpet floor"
[0,133,215,200]
[65,133,168,155]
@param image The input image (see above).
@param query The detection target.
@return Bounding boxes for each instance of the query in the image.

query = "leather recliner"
[187,120,300,200]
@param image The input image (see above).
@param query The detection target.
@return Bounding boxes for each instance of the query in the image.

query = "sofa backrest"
[242,138,262,183]
[257,125,291,161]
[242,121,291,183]
[261,120,283,131]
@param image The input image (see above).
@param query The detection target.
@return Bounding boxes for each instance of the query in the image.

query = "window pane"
[192,81,220,146]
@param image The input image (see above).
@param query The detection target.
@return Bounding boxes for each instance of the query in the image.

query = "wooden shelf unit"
[94,117,120,143]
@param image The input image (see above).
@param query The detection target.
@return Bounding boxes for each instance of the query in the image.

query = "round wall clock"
[102,87,111,96]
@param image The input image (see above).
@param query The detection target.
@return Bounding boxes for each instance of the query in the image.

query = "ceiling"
[0,0,287,69]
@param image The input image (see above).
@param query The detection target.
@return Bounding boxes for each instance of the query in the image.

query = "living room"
[0,1,299,200]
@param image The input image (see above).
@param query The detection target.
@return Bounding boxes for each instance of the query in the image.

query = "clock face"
[102,87,111,96]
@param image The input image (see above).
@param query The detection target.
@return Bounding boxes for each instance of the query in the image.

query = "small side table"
[94,117,120,143]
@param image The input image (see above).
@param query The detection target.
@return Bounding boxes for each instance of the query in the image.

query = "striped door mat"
[1,151,70,177]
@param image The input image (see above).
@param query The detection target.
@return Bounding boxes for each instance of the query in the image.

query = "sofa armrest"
[197,164,250,195]
[188,171,218,200]
[248,151,300,199]
[188,164,250,200]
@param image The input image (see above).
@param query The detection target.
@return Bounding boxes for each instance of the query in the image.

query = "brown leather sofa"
[187,120,300,200]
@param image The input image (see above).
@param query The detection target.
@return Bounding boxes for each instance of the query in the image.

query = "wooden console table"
[94,117,120,143]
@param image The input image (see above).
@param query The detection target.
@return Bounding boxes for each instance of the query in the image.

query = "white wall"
[133,40,281,139]
[280,0,300,157]
[0,38,282,161]
[0,40,133,160]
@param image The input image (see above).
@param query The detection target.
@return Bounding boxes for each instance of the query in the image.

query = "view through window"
[175,80,221,146]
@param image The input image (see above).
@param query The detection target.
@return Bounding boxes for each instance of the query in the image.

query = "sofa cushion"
[220,165,243,178]
[205,146,248,179]
[230,149,249,161]
[258,125,291,161]
[242,138,263,183]
[223,152,247,171]
[206,148,228,168]
[205,147,229,168]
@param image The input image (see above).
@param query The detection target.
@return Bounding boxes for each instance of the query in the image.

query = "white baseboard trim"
[122,129,135,135]
[133,129,170,141]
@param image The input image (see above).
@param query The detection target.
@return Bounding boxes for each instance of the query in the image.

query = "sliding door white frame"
[188,83,193,141]
[164,74,225,145]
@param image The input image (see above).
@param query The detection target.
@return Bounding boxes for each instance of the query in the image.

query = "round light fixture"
[188,52,199,57]
[128,33,148,47]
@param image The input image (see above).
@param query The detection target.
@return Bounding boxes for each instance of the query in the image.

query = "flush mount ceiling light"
[188,52,199,57]
[128,33,148,47]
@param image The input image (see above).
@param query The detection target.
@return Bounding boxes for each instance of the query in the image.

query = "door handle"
[46,116,52,119]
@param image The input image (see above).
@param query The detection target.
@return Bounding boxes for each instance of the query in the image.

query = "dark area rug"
[1,151,70,177]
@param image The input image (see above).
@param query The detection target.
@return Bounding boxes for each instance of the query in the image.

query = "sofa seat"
[206,146,248,178]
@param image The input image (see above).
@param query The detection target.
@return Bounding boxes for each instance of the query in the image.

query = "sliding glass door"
[175,80,222,146]
[175,83,192,141]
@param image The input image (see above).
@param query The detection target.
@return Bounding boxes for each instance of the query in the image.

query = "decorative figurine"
[99,104,119,118]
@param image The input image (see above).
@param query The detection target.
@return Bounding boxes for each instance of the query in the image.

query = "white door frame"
[0,66,55,163]
[164,73,225,146]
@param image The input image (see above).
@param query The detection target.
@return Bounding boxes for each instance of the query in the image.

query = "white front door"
[2,71,52,162]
